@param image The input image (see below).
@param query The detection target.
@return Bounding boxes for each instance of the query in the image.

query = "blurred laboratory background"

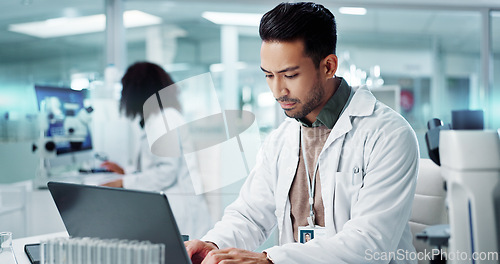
[0,0,499,242]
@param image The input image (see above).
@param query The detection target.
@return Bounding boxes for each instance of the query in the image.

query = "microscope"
[421,110,500,263]
[32,103,94,188]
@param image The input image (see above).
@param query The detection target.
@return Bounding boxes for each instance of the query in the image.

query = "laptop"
[47,181,192,264]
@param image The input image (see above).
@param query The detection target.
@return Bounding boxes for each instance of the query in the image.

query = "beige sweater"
[289,125,331,241]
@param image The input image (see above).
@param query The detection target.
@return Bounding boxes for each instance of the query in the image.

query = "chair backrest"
[409,159,447,264]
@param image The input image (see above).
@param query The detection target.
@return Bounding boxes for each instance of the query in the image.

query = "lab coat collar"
[344,85,377,118]
[322,85,377,154]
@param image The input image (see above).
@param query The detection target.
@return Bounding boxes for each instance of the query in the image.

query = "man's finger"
[201,250,232,264]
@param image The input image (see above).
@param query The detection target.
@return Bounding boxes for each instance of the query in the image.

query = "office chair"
[409,158,448,264]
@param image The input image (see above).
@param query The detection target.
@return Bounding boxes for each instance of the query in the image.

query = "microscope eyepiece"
[427,118,443,129]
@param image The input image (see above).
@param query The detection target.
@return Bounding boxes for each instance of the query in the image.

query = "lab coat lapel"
[275,121,300,244]
[319,114,350,235]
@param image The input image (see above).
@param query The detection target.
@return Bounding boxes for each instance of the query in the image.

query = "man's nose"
[270,78,289,99]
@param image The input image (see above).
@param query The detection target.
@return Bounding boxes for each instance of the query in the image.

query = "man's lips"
[279,102,296,109]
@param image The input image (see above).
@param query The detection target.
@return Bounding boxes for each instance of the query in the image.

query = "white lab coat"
[202,86,419,263]
[122,108,212,240]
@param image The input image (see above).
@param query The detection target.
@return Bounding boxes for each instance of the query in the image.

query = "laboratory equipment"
[422,110,500,263]
[40,237,165,264]
[34,85,93,156]
[0,232,18,264]
[425,118,451,166]
[439,129,500,263]
[33,85,95,187]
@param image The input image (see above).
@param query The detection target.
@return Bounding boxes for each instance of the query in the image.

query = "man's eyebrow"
[278,66,300,73]
[260,66,300,73]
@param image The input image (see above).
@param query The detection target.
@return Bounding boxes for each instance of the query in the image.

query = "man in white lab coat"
[101,62,212,240]
[185,2,419,263]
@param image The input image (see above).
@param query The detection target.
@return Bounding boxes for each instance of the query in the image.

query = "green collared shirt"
[297,77,351,129]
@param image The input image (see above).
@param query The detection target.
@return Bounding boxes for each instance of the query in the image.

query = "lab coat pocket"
[334,167,364,214]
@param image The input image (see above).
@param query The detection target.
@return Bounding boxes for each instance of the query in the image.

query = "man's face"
[260,40,329,123]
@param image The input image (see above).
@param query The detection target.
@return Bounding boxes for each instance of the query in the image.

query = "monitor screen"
[34,85,93,155]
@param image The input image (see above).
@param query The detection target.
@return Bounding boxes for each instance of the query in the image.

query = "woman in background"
[101,61,211,240]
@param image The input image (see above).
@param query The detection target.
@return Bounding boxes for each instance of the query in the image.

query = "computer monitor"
[34,85,93,167]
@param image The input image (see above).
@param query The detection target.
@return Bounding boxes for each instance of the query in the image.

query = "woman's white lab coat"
[122,108,212,240]
[202,86,420,263]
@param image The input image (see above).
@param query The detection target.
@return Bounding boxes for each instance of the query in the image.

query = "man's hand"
[201,248,271,264]
[185,240,218,264]
[100,161,125,175]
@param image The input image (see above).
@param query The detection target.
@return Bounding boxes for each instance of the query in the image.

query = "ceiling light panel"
[339,7,367,16]
[202,12,262,27]
[8,10,162,38]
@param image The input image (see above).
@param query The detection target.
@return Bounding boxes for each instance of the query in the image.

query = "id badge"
[298,225,326,243]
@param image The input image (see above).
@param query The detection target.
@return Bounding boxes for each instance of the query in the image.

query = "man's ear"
[322,54,338,79]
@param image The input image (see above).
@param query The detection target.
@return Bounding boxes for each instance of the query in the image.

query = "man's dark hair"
[259,2,337,67]
[120,61,180,120]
